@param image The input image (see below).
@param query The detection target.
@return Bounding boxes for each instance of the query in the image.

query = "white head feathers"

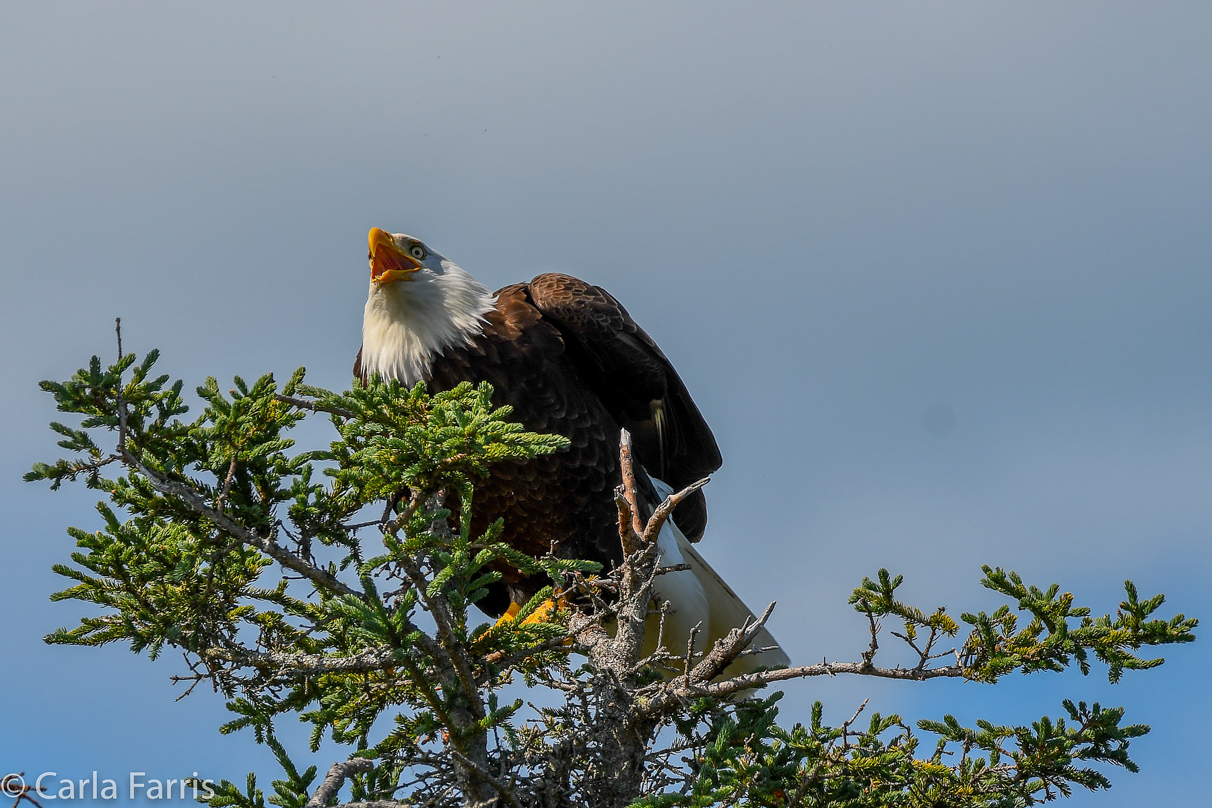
[360,233,496,386]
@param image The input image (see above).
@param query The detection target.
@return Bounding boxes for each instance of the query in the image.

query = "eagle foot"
[493,601,523,628]
[521,596,564,626]
[493,596,568,628]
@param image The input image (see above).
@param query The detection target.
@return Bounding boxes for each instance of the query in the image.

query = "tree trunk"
[449,703,498,807]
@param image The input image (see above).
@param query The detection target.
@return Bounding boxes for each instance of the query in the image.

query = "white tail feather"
[644,480,790,680]
[677,539,791,677]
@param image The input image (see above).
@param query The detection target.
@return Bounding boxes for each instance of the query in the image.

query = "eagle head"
[368,227,440,284]
[361,228,495,385]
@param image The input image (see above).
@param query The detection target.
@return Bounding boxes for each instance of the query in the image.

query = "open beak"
[368,227,421,284]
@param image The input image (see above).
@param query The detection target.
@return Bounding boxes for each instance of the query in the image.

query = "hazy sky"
[2,3,1210,804]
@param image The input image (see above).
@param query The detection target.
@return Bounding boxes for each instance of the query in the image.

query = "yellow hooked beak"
[368,227,421,284]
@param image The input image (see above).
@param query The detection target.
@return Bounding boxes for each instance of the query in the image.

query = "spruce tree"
[26,338,1197,808]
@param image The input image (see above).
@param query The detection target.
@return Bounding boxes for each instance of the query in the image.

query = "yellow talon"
[493,596,568,630]
[520,595,568,626]
[494,601,522,627]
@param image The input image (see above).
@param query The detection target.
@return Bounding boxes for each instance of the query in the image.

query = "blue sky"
[2,3,1209,803]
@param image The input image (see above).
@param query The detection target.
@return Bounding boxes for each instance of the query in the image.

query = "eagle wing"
[526,273,722,541]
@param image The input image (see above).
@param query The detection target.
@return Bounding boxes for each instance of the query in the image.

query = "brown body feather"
[356,273,721,616]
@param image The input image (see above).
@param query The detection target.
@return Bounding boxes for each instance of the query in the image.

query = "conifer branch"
[118,443,361,600]
[275,393,355,420]
[209,647,401,677]
[28,348,1197,808]
[306,759,376,808]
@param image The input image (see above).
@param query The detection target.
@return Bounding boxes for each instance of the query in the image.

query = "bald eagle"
[356,228,788,674]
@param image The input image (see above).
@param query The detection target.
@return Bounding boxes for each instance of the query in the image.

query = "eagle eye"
[409,244,427,260]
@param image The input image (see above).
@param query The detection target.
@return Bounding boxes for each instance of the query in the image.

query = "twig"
[642,477,710,543]
[346,519,388,532]
[617,429,646,543]
[861,608,880,667]
[216,455,238,513]
[685,602,777,686]
[649,658,968,710]
[169,672,206,701]
[276,393,355,420]
[682,623,701,689]
[4,774,45,808]
[841,698,870,749]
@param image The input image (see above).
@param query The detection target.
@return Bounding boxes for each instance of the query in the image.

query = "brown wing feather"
[526,273,722,541]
